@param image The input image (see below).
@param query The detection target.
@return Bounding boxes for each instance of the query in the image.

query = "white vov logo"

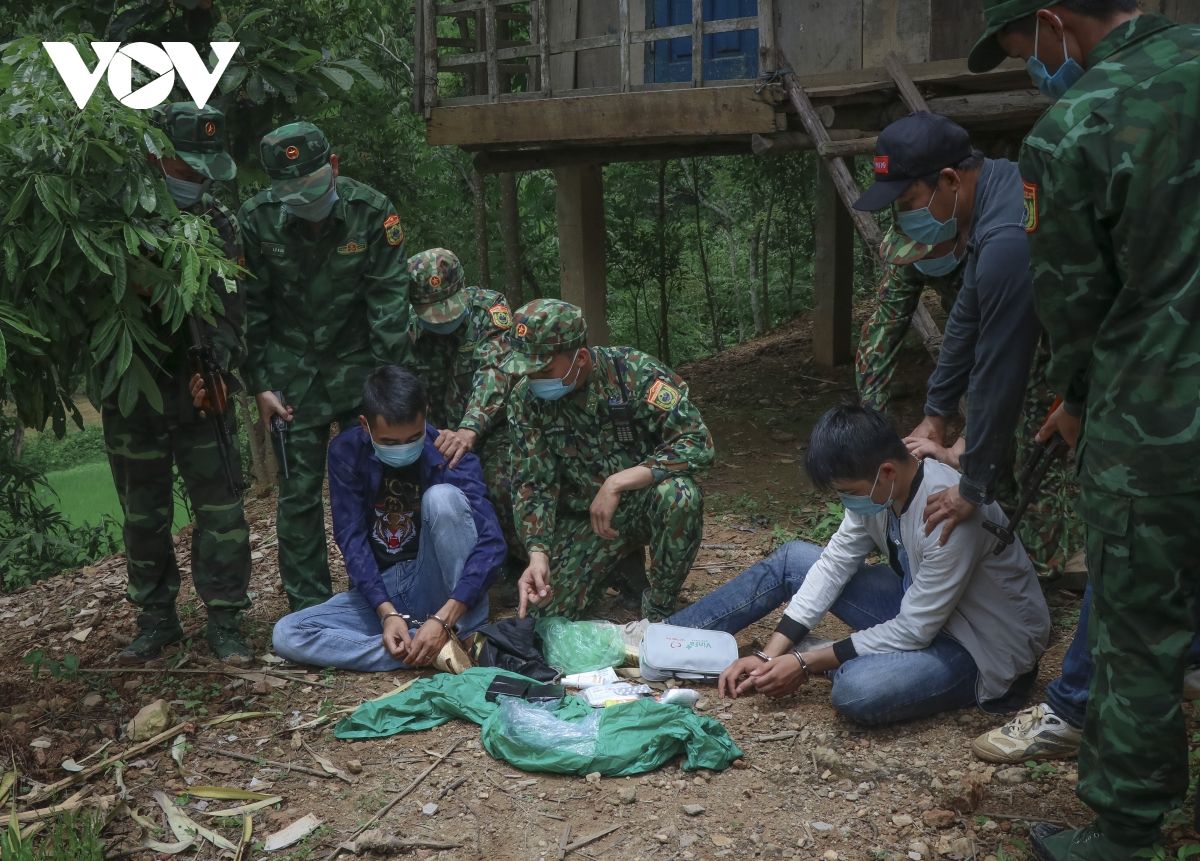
[42,42,239,110]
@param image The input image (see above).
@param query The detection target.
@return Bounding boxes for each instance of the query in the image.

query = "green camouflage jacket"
[508,346,714,554]
[1020,14,1200,495]
[410,286,514,435]
[237,175,413,428]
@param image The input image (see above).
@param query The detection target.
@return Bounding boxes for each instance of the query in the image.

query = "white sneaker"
[1185,667,1200,701]
[971,703,1082,764]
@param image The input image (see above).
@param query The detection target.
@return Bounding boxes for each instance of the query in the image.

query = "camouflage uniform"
[102,104,251,660]
[975,9,1200,857]
[238,123,413,611]
[504,300,714,621]
[406,249,517,546]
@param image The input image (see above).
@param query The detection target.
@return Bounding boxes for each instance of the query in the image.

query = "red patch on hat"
[204,120,217,137]
[515,323,529,339]
[285,145,299,160]
[874,156,890,175]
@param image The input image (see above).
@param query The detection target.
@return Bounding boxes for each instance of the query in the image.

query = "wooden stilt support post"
[554,164,609,345]
[813,160,854,367]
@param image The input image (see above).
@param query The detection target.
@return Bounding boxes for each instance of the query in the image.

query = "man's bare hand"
[588,478,622,540]
[718,656,767,699]
[517,552,553,618]
[406,619,450,667]
[922,485,977,545]
[255,391,293,429]
[1037,403,1081,452]
[908,415,948,447]
[189,372,228,416]
[381,615,412,660]
[903,435,960,469]
[751,655,810,698]
[434,428,478,469]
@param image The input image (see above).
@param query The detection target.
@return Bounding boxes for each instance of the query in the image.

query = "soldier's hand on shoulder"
[435,428,478,469]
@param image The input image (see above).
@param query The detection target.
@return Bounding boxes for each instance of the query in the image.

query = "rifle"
[981,398,1067,555]
[269,390,290,480]
[187,315,244,498]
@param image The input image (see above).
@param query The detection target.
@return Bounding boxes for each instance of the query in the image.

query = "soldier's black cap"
[854,112,974,212]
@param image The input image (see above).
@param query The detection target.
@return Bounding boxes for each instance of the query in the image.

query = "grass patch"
[40,462,191,540]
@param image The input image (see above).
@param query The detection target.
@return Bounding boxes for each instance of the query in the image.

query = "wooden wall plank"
[862,0,931,67]
[549,0,579,92]
[929,0,984,61]
[776,1,864,75]
[576,0,619,88]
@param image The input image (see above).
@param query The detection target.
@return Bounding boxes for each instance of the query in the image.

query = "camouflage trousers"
[1073,487,1199,852]
[1009,345,1084,579]
[102,395,250,617]
[274,411,358,612]
[536,476,704,621]
[476,426,517,554]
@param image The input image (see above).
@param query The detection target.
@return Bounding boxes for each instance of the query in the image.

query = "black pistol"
[270,390,290,481]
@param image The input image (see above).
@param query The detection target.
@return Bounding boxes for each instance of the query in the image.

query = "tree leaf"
[235,7,273,33]
[113,329,132,377]
[3,177,32,224]
[128,354,163,414]
[71,227,113,276]
[117,372,138,416]
[316,66,354,92]
[332,58,383,89]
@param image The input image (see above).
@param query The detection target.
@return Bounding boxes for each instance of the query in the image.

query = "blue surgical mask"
[529,350,583,401]
[1027,16,1085,101]
[372,435,424,468]
[839,467,895,517]
[417,311,467,335]
[285,183,339,222]
[161,166,208,208]
[914,248,962,277]
[896,185,959,247]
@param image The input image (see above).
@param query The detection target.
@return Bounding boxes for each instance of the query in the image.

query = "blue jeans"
[271,485,489,672]
[1045,584,1200,728]
[668,540,979,726]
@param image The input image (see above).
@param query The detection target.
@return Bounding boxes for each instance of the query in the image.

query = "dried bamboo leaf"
[170,734,187,770]
[199,711,281,729]
[0,771,16,806]
[151,789,237,851]
[198,797,281,818]
[188,786,274,801]
[263,813,322,851]
[114,762,129,801]
[301,742,354,784]
[144,835,196,854]
[127,806,158,831]
[235,815,253,861]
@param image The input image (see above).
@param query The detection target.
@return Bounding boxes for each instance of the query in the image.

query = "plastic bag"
[496,696,600,758]
[535,617,625,674]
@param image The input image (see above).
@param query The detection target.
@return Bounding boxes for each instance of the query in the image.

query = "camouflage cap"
[500,299,588,376]
[161,102,236,181]
[881,225,934,265]
[260,122,334,204]
[408,248,468,325]
[969,0,1050,73]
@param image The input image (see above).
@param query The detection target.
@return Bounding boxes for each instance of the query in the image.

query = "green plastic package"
[334,668,743,777]
[534,616,626,674]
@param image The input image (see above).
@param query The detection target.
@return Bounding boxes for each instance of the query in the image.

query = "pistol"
[270,390,290,481]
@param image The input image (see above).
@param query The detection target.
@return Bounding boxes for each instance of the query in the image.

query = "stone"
[995,767,1028,786]
[681,804,706,817]
[922,809,957,829]
[122,679,142,691]
[585,771,602,785]
[810,821,835,834]
[908,840,930,858]
[81,693,103,709]
[711,834,733,847]
[680,833,698,848]
[126,699,172,742]
[891,814,914,828]
[653,834,669,844]
[346,759,363,775]
[618,786,637,805]
[822,852,839,861]
[421,802,438,816]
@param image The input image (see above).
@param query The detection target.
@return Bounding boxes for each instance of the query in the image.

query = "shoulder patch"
[488,302,513,330]
[646,379,681,412]
[1023,180,1039,234]
[337,239,368,255]
[384,213,404,247]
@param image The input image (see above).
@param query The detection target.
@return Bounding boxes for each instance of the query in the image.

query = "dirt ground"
[2,314,1196,861]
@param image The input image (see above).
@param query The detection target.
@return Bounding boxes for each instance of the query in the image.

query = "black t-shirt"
[369,464,422,568]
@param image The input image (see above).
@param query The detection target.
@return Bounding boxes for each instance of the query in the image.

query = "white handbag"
[638,623,739,682]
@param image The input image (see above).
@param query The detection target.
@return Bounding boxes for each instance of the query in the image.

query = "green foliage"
[18,426,106,473]
[0,811,103,861]
[22,649,81,681]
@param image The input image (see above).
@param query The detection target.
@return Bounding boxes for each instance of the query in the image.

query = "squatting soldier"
[505,300,714,621]
[406,248,517,544]
[238,123,413,611]
[104,102,252,664]
[972,1,1200,858]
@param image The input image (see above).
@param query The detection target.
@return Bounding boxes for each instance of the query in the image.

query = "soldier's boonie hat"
[158,102,236,181]
[260,122,334,205]
[969,0,1053,73]
[880,225,934,265]
[855,112,973,212]
[501,299,588,376]
[408,249,469,325]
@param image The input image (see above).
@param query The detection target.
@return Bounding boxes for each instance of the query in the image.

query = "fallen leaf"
[199,797,281,818]
[189,787,275,802]
[151,790,237,851]
[67,627,93,642]
[199,711,281,729]
[171,734,187,770]
[29,738,51,749]
[260,654,285,665]
[60,759,84,773]
[302,742,355,784]
[263,813,322,851]
[235,815,253,861]
[143,836,196,855]
[0,771,16,805]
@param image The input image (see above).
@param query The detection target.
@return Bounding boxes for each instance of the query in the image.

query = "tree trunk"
[656,160,671,365]
[522,263,543,299]
[748,226,765,336]
[471,167,492,290]
[239,393,277,494]
[499,172,524,306]
[8,420,24,461]
[760,187,777,330]
[689,161,722,354]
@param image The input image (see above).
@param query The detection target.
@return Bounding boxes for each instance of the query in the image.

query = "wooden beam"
[691,0,702,88]
[812,161,855,368]
[427,85,782,147]
[884,51,930,113]
[537,0,550,95]
[750,129,870,156]
[619,0,630,92]
[484,0,499,101]
[818,137,878,158]
[433,0,527,14]
[555,164,609,346]
[758,0,776,71]
[474,139,752,173]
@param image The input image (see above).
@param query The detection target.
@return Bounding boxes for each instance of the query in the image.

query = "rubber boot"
[118,613,184,664]
[206,611,252,666]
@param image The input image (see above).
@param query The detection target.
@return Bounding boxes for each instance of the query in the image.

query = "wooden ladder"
[778,48,943,357]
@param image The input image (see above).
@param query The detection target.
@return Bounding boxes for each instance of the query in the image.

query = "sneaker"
[1185,666,1200,701]
[970,703,1082,764]
[118,615,184,664]
[206,613,252,666]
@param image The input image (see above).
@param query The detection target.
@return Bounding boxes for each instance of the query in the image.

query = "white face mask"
[285,183,339,222]
[161,163,209,208]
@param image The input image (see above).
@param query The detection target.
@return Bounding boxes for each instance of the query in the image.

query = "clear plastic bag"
[495,696,601,758]
[535,617,626,674]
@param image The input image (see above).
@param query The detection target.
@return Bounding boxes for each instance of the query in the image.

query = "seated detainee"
[271,365,506,671]
[668,405,1050,726]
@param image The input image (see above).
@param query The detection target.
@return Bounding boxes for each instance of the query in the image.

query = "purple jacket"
[327,424,506,611]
